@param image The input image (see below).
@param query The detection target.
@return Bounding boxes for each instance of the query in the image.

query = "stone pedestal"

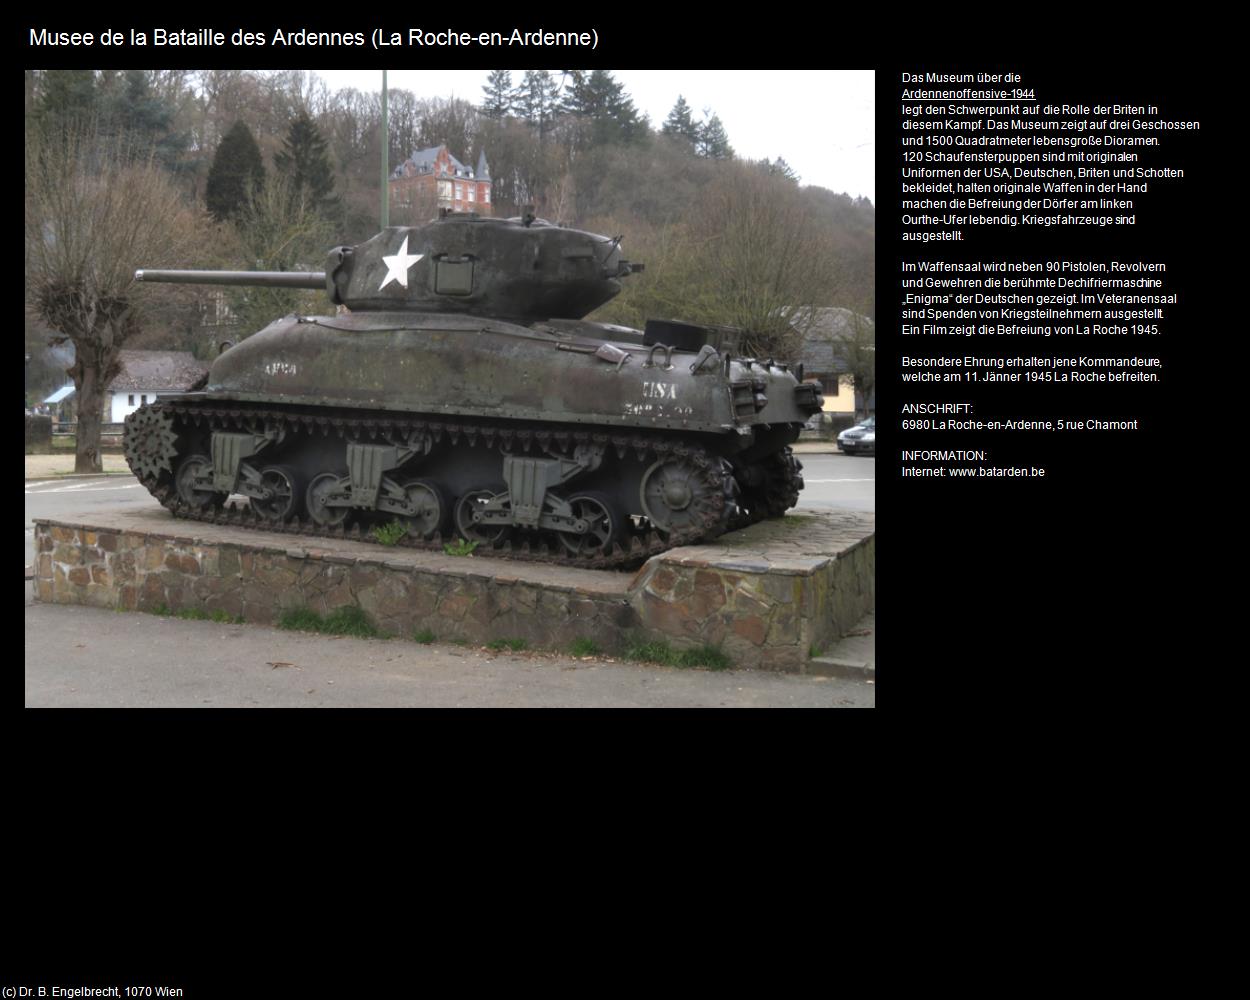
[33,505,874,673]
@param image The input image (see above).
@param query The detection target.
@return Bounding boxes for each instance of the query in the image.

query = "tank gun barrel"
[135,269,327,290]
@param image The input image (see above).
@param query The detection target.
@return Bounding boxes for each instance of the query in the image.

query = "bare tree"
[693,165,839,357]
[596,165,837,358]
[25,125,206,472]
[225,172,337,335]
[836,310,876,420]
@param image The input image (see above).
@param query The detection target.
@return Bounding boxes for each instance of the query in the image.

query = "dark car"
[837,416,875,455]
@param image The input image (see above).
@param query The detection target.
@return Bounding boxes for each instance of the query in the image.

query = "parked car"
[837,416,875,455]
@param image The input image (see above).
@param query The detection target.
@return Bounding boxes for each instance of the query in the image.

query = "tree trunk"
[74,364,104,474]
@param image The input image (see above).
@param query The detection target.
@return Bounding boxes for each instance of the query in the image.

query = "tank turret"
[137,213,642,325]
[123,214,819,568]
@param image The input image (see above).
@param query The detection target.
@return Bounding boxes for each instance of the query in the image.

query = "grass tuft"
[371,520,409,546]
[569,638,600,657]
[322,605,384,637]
[671,646,732,670]
[146,603,242,624]
[277,607,324,632]
[177,607,243,624]
[486,637,529,652]
[277,605,387,639]
[414,628,436,644]
[444,537,480,557]
[623,638,731,671]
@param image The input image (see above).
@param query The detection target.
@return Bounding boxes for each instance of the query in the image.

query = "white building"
[106,350,209,423]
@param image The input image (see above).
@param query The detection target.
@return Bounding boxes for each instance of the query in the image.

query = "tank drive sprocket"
[122,405,179,481]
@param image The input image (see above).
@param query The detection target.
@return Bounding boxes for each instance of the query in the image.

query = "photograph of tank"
[26,70,875,564]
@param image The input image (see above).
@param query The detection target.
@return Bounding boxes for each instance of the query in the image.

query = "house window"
[128,394,135,406]
[821,377,840,397]
[484,188,491,204]
[454,183,463,200]
[468,187,476,202]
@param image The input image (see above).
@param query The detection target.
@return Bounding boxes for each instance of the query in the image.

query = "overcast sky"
[310,69,875,202]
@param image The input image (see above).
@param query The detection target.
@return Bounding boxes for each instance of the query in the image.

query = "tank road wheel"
[250,465,301,523]
[454,489,509,546]
[306,472,351,528]
[640,456,722,535]
[123,406,179,482]
[399,479,448,540]
[175,454,226,510]
[558,493,621,556]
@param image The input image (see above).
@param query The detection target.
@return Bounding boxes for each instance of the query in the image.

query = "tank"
[123,213,823,567]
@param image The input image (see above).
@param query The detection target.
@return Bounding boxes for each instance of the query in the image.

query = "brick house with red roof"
[389,145,492,218]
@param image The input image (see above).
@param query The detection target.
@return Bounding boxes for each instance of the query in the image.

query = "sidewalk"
[792,441,841,454]
[25,453,131,479]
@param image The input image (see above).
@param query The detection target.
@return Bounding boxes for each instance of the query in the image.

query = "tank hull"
[207,311,812,438]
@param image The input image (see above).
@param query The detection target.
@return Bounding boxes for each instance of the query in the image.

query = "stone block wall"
[34,522,638,652]
[630,514,875,671]
[34,508,874,673]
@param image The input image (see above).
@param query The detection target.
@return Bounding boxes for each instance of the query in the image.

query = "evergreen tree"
[562,70,644,147]
[33,71,97,132]
[273,112,339,218]
[767,157,799,182]
[662,95,699,144]
[697,114,734,160]
[101,71,190,170]
[480,69,514,119]
[205,121,266,222]
[515,70,561,140]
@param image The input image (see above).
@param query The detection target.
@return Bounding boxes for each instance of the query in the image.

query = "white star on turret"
[379,236,424,290]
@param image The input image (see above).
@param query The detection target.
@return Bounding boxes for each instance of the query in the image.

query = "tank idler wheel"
[558,492,622,556]
[250,465,301,523]
[454,488,509,545]
[175,454,227,510]
[306,472,351,528]
[399,479,448,539]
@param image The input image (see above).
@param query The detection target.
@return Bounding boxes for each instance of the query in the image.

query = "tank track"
[126,400,772,571]
[730,448,805,531]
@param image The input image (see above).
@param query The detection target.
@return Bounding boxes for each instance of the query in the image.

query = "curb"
[807,656,875,681]
[25,472,132,482]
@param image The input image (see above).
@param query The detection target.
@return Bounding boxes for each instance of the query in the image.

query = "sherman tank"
[123,213,822,568]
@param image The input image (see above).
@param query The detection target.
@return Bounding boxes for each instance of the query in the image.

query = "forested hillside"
[26,68,874,396]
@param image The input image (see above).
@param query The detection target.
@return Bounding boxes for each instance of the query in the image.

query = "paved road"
[792,454,874,511]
